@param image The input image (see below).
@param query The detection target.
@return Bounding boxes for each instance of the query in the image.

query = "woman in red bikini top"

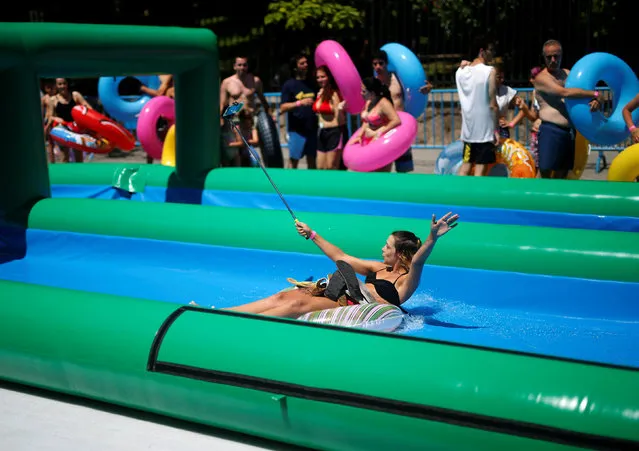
[313,65,348,170]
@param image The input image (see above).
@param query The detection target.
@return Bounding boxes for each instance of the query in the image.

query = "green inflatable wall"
[0,23,218,226]
[48,164,639,218]
[29,198,639,282]
[1,279,637,450]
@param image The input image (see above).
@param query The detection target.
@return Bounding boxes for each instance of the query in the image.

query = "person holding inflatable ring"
[532,39,601,179]
[622,93,639,143]
[313,65,349,170]
[372,50,431,172]
[280,53,318,169]
[45,78,94,163]
[349,77,402,172]
[140,74,174,99]
[215,212,459,318]
[137,75,175,164]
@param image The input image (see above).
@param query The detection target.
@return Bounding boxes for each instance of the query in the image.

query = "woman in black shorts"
[313,66,349,169]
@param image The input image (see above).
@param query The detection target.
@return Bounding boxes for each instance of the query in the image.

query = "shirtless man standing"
[532,40,600,179]
[373,50,431,172]
[220,56,271,119]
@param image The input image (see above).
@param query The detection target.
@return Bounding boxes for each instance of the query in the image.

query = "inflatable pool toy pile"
[50,105,136,154]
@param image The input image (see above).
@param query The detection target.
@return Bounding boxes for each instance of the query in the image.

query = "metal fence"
[265,88,629,173]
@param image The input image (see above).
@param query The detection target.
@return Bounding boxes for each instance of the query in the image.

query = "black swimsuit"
[54,96,76,123]
[364,268,406,307]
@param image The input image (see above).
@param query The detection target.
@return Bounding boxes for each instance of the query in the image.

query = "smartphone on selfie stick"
[221,102,298,222]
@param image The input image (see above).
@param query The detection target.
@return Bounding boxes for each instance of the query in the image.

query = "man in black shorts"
[455,38,499,176]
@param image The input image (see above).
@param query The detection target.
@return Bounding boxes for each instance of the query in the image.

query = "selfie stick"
[222,102,299,222]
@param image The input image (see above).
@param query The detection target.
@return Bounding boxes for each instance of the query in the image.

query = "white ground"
[0,382,305,451]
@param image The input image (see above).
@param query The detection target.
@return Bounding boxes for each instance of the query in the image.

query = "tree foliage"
[411,0,522,36]
[585,0,617,38]
[264,0,364,31]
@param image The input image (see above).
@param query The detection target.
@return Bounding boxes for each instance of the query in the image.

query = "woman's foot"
[189,301,215,309]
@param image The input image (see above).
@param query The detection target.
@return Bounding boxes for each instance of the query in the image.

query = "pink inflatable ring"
[314,40,364,114]
[343,112,418,172]
[136,96,175,160]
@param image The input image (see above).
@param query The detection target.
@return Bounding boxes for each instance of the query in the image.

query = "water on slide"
[1,229,637,369]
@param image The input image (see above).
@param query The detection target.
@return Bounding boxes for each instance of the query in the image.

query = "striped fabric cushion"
[298,302,404,333]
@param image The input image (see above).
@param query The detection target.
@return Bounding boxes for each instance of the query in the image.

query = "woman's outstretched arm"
[295,221,380,275]
[397,212,459,303]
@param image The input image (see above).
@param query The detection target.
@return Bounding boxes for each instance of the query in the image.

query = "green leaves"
[410,0,522,36]
[588,0,617,38]
[265,0,364,31]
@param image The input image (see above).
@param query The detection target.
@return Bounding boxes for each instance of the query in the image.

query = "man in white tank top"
[455,40,499,176]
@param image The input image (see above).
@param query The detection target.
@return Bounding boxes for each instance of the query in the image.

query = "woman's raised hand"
[430,212,459,238]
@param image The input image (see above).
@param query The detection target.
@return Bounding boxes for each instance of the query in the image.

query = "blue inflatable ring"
[380,43,427,119]
[434,141,463,175]
[98,75,161,129]
[565,52,639,145]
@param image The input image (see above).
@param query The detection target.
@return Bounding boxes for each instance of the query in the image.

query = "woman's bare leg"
[259,296,337,318]
[60,147,70,162]
[225,290,303,314]
[45,139,55,163]
[316,151,327,169]
[327,149,342,170]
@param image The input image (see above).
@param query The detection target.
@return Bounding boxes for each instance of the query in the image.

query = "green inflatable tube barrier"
[0,280,637,450]
[48,164,639,218]
[29,198,639,282]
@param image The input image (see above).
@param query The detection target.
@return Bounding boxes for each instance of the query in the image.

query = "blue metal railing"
[265,88,629,173]
[85,90,628,173]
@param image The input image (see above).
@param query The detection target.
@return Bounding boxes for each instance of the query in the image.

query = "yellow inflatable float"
[495,138,537,178]
[566,132,589,180]
[161,124,176,167]
[469,139,536,178]
[470,133,587,179]
[608,143,639,182]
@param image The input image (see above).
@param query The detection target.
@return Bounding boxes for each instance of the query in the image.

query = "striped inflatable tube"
[298,303,404,332]
[49,125,112,154]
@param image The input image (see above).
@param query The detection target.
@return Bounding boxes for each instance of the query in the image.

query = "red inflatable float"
[71,105,136,151]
